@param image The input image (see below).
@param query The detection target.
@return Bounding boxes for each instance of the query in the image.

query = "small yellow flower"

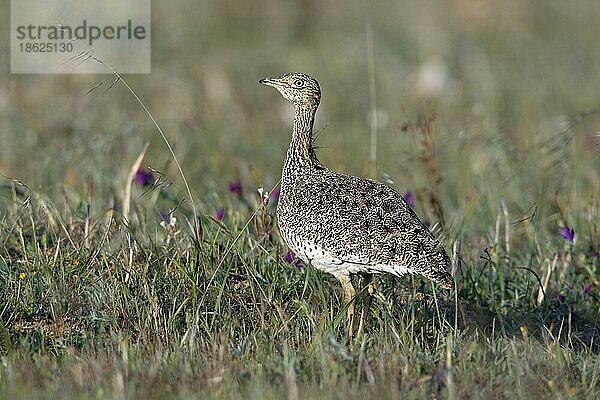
[19,272,26,280]
[72,259,79,266]
[73,274,79,280]
[519,325,528,338]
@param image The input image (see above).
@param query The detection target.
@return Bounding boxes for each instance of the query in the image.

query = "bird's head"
[259,72,321,108]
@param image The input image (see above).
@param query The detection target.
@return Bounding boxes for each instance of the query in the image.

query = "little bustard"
[260,72,453,336]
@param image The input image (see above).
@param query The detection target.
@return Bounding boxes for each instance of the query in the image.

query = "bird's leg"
[356,274,374,340]
[336,274,356,339]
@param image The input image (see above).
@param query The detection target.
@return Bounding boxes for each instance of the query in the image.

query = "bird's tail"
[422,242,454,289]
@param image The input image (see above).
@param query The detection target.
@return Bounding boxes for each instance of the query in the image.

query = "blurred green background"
[1,0,599,233]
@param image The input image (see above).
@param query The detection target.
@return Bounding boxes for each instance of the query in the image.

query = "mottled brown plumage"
[260,72,453,335]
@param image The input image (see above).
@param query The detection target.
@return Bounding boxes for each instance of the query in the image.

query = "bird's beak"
[259,77,279,87]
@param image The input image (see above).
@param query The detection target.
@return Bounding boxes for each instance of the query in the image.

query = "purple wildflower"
[215,208,225,221]
[583,284,593,297]
[403,190,415,207]
[135,169,154,186]
[159,210,169,222]
[284,251,294,264]
[557,293,565,303]
[284,250,305,270]
[228,181,242,196]
[560,226,575,243]
[270,185,281,203]
[159,210,174,225]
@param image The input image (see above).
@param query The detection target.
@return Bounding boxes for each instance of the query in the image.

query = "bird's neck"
[283,103,322,178]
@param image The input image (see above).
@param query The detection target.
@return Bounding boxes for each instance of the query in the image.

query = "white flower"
[257,187,269,204]
[160,211,180,243]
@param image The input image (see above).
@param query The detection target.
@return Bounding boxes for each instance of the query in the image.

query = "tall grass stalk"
[366,2,378,180]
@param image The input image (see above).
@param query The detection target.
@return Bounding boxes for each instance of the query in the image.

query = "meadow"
[0,1,599,398]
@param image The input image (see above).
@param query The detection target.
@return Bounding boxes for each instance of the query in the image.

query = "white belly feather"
[287,238,410,277]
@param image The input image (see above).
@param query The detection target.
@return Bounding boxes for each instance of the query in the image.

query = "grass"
[0,183,597,399]
[1,0,600,398]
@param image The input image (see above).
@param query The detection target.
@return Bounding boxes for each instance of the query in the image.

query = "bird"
[259,72,454,337]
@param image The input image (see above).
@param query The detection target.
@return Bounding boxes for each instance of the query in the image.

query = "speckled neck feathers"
[283,104,323,182]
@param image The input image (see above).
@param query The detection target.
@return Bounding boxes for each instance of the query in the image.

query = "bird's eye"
[293,79,304,87]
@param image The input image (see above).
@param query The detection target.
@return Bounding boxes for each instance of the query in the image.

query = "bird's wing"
[293,171,453,286]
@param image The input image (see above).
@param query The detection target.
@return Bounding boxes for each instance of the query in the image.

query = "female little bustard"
[260,72,453,334]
